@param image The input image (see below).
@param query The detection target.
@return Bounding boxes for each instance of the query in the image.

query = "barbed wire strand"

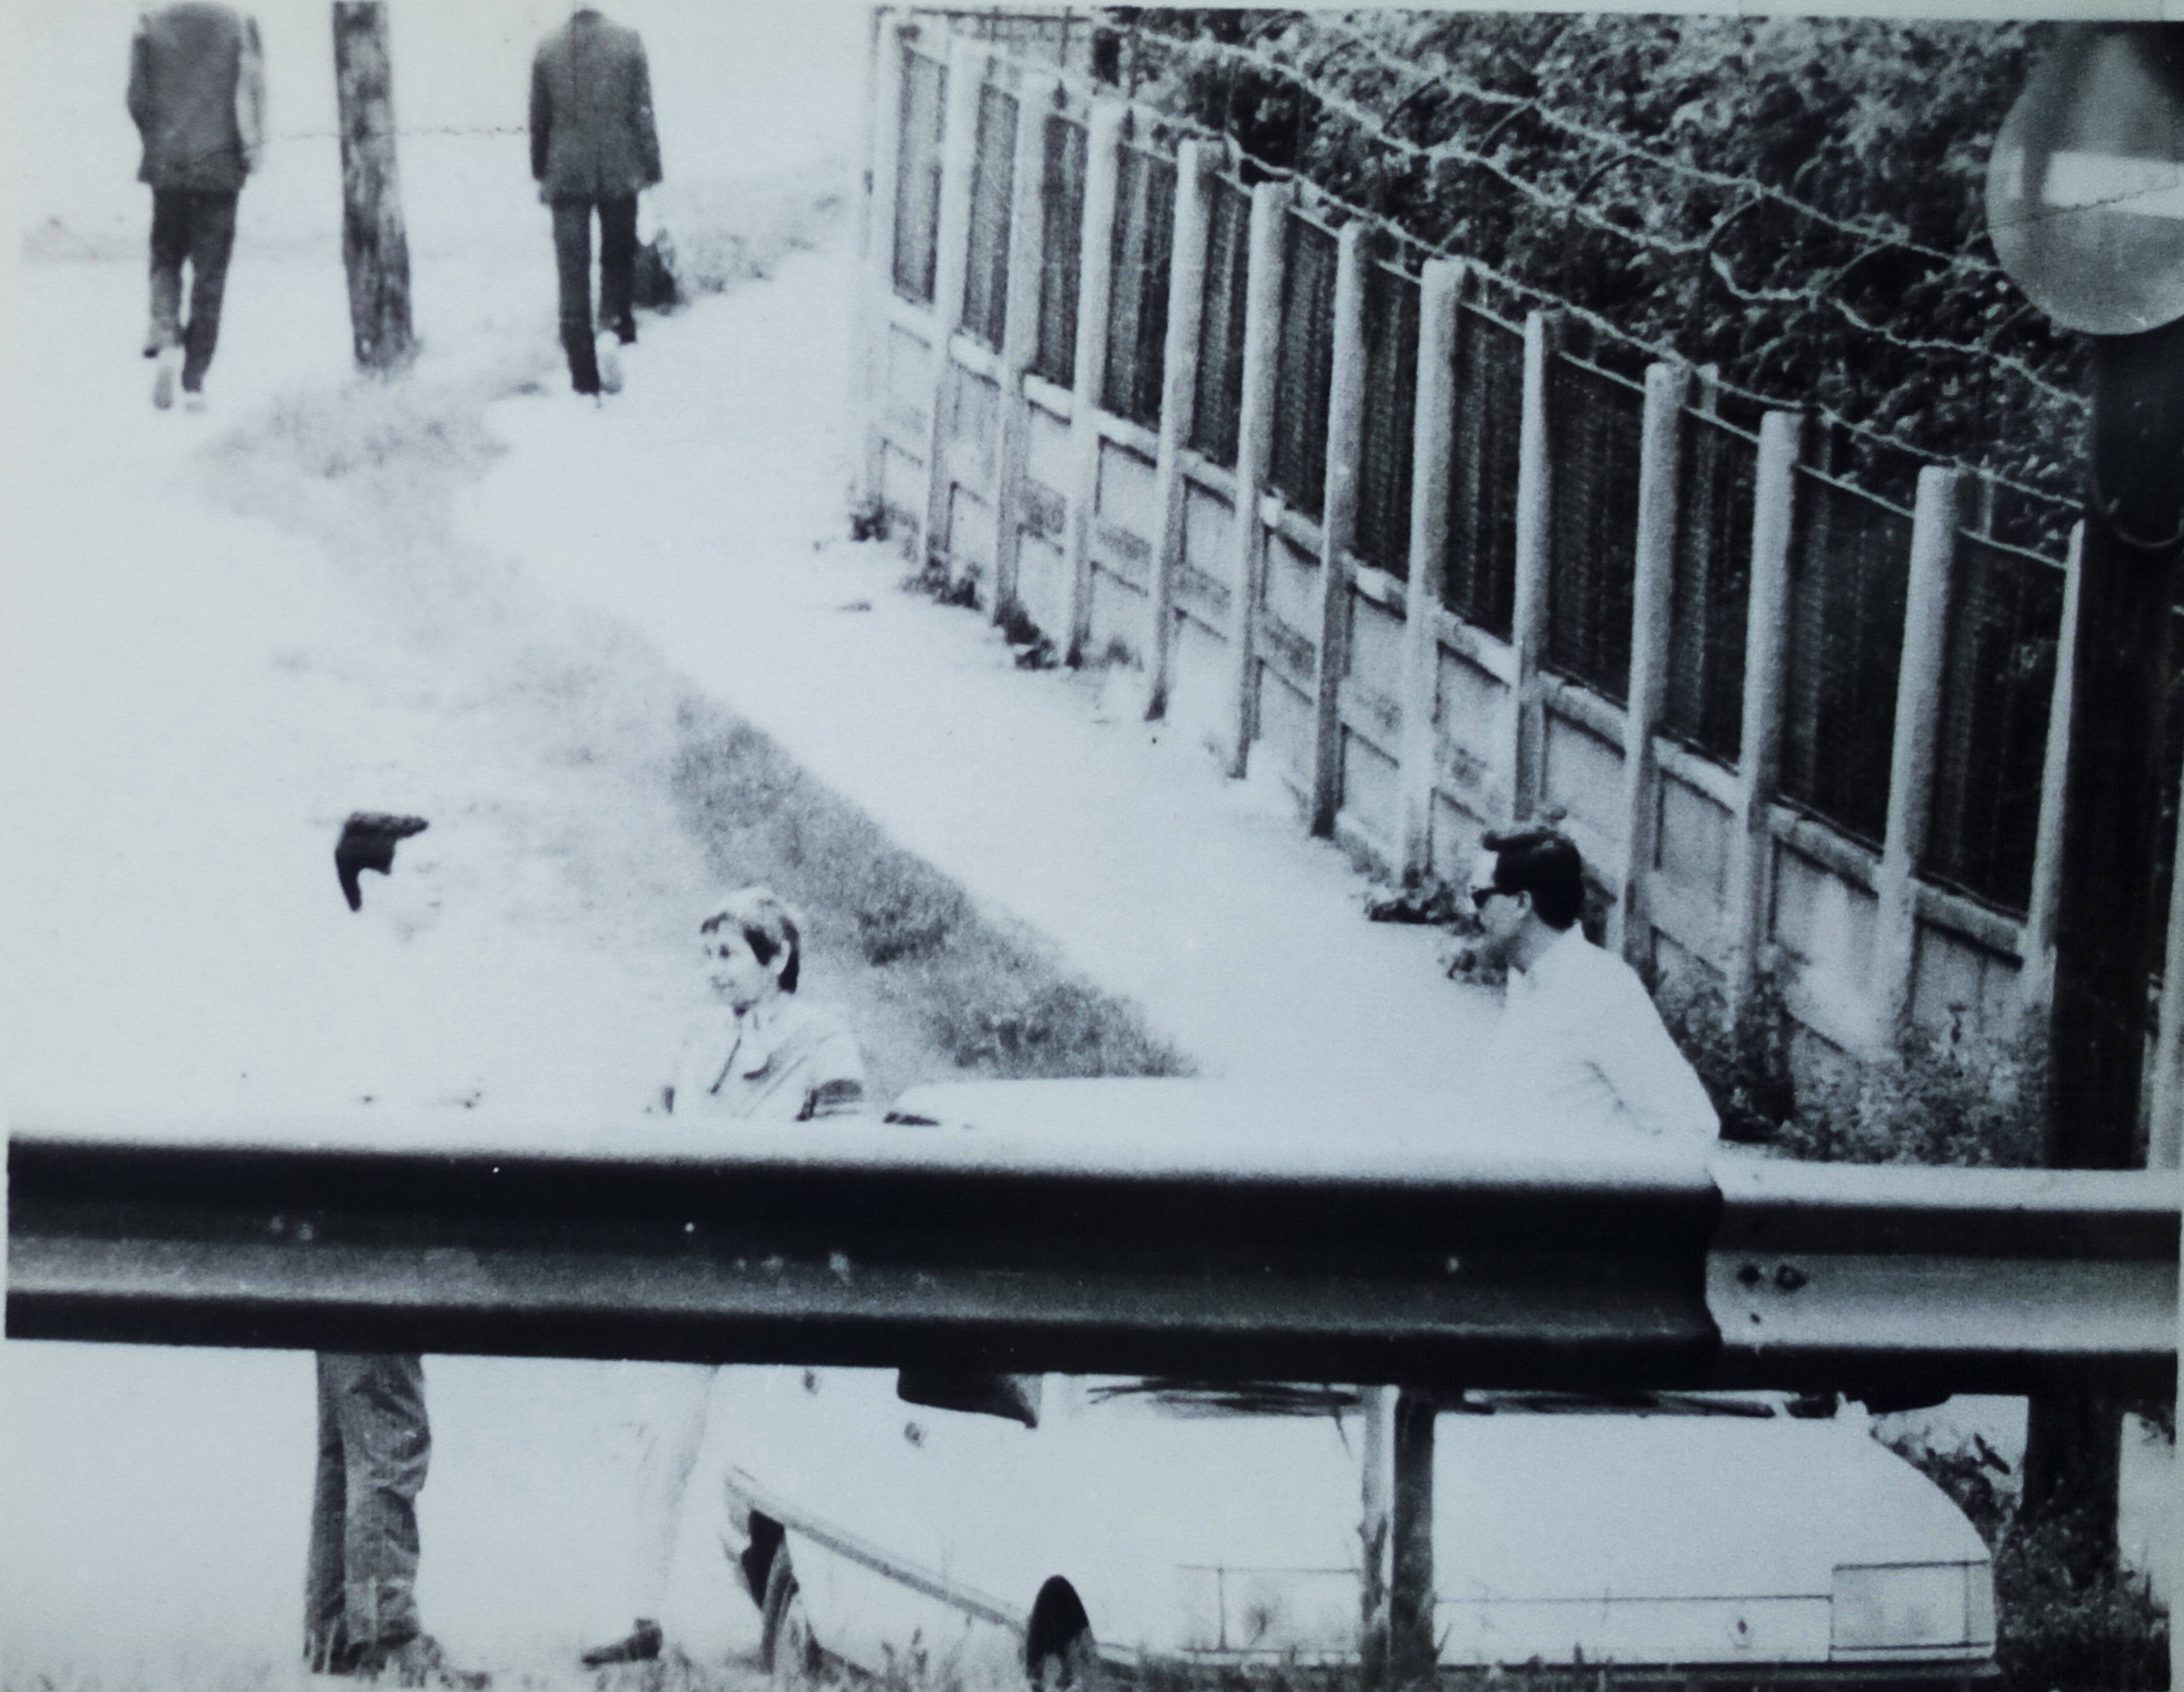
[931,18,2082,510]
[1249,13,2009,279]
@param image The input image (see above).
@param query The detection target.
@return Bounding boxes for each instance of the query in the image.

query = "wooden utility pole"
[2026,309,2184,1561]
[333,2,413,372]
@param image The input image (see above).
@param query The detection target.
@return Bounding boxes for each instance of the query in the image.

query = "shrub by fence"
[849,12,2184,1158]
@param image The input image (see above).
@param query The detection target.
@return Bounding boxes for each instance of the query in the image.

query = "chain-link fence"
[1924,536,2064,913]
[1190,175,1252,469]
[1355,258,1418,580]
[1780,470,1915,847]
[1444,302,1524,639]
[1031,113,1085,387]
[892,49,948,306]
[1269,209,1339,519]
[1545,352,1645,703]
[961,83,1017,350]
[1101,144,1175,429]
[1662,408,1758,765]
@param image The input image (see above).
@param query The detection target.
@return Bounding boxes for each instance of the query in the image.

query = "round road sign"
[1986,25,2184,337]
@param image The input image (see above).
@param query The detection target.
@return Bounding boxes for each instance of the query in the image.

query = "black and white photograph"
[2,6,2179,1692]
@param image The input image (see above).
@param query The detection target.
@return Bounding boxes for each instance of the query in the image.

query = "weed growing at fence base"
[1887,1423,2172,1692]
[669,696,1190,1091]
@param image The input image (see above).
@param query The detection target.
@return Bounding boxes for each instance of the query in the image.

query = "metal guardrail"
[7,1100,2176,1400]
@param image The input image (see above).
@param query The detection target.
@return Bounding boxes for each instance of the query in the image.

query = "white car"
[712,1083,1997,1690]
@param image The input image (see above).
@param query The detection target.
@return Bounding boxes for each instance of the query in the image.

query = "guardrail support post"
[1874,467,1962,1038]
[1360,1385,1438,1689]
[1398,260,1464,885]
[918,36,986,579]
[1311,223,1368,838]
[1224,180,1293,777]
[1612,360,1689,962]
[989,73,1057,624]
[1146,139,1210,719]
[1726,411,1802,1019]
[1509,310,1560,821]
[1061,101,1124,663]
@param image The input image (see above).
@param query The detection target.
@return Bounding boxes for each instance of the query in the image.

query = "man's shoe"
[354,1633,489,1688]
[182,389,209,415]
[580,1619,663,1667]
[595,332,624,396]
[151,346,181,411]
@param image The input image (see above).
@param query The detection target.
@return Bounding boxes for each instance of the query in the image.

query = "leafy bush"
[1130,10,2081,554]
[1782,1010,2048,1167]
[1992,1510,2171,1691]
[1652,967,1797,1146]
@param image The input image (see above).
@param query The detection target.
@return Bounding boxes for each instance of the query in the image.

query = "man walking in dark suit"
[127,1,264,411]
[530,5,663,396]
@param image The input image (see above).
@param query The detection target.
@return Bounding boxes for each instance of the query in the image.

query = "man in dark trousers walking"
[127,1,264,411]
[530,4,662,397]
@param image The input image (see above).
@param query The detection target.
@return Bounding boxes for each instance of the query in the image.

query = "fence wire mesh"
[1030,115,1086,388]
[1355,260,1418,580]
[1270,212,1339,519]
[1445,303,1524,638]
[1190,176,1251,468]
[1781,470,1914,847]
[1663,408,1758,764]
[1546,354,1645,703]
[1923,536,2063,914]
[1101,145,1176,429]
[892,49,947,306]
[961,84,1017,350]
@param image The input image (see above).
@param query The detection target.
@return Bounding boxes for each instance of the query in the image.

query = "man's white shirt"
[1500,924,1720,1145]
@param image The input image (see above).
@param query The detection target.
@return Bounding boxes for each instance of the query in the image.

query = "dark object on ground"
[579,1619,662,1667]
[336,812,429,911]
[996,601,1058,670]
[631,230,680,311]
[1367,880,1465,926]
[849,497,890,543]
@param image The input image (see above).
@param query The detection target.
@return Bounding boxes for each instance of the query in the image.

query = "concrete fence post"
[1147,139,1211,719]
[1224,180,1294,777]
[918,35,987,577]
[1875,468,1963,1037]
[988,73,1057,623]
[1062,101,1125,662]
[1311,223,1369,838]
[852,10,892,513]
[1398,260,1465,884]
[1611,361,1691,964]
[1726,411,1804,1017]
[2018,522,2083,1028]
[1508,310,1561,821]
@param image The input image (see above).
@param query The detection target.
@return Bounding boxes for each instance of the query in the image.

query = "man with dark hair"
[1471,827,1718,1144]
[529,4,662,396]
[127,1,265,411]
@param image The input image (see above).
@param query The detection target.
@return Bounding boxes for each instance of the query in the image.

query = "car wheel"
[761,1547,826,1691]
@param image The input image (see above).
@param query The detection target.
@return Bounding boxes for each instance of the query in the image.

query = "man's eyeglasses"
[1470,885,1512,909]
